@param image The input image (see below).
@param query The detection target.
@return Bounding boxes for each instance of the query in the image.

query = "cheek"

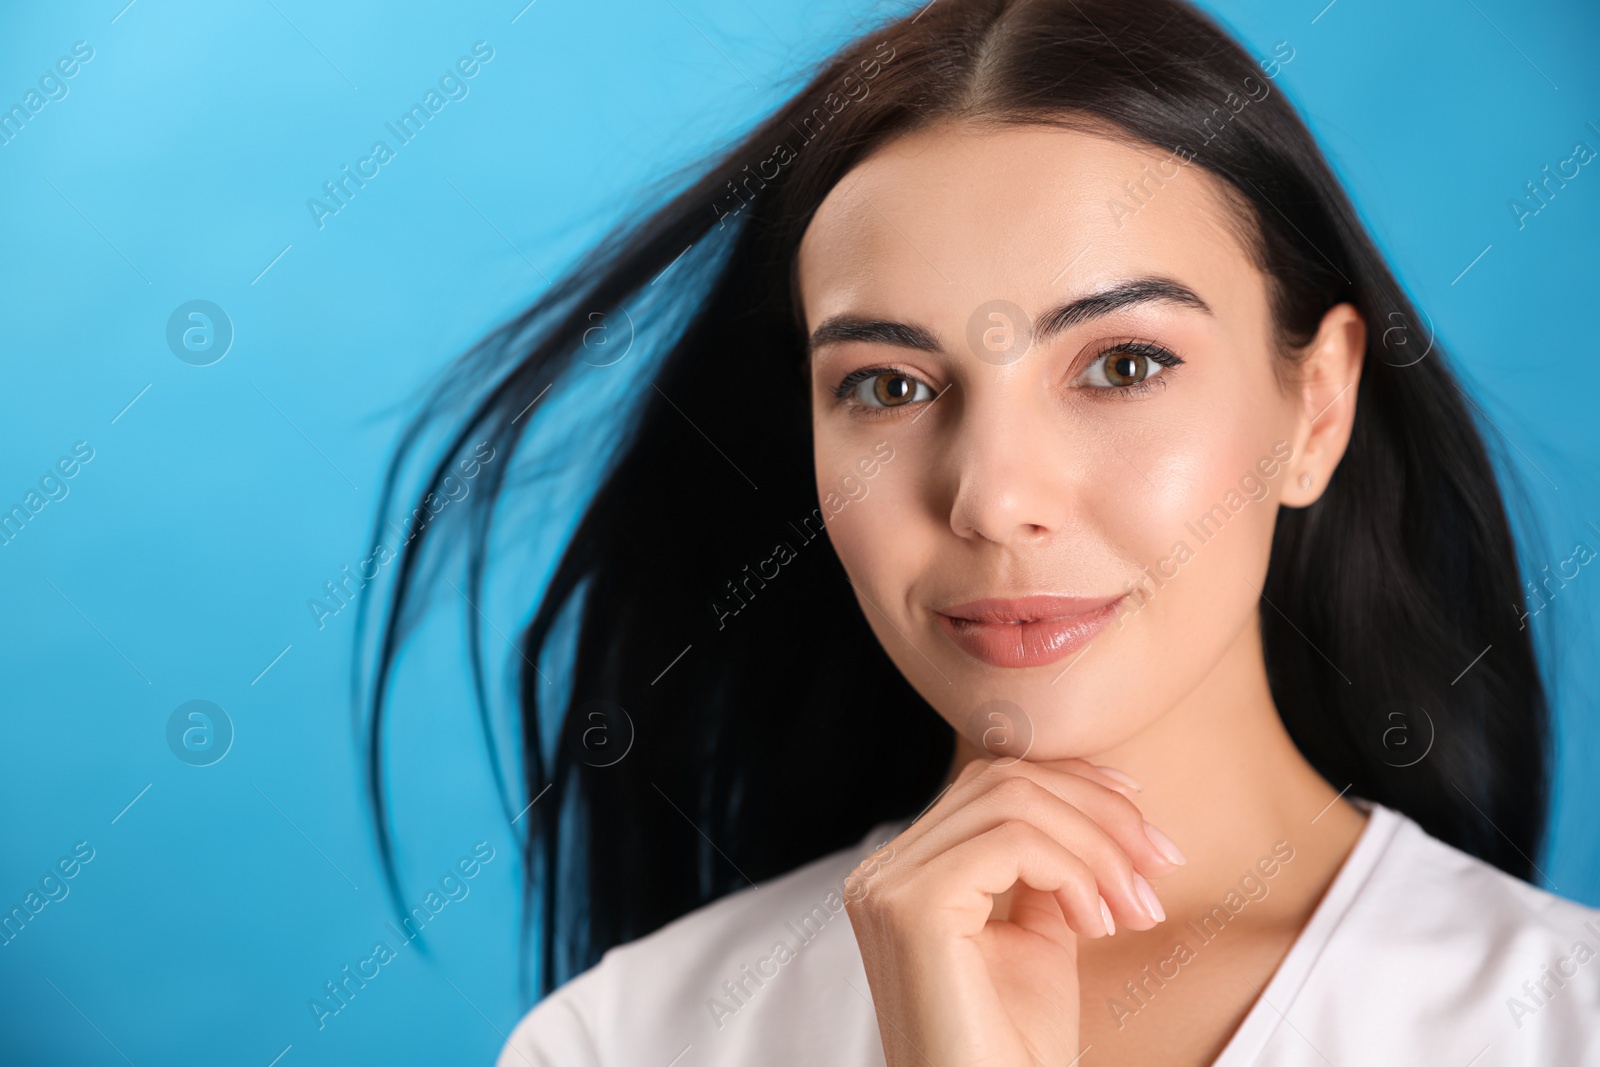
[1101,427,1278,572]
[812,432,936,647]
[1070,359,1290,597]
[1028,408,1287,749]
[813,435,921,578]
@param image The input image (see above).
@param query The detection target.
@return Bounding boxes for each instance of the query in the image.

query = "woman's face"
[797,120,1342,759]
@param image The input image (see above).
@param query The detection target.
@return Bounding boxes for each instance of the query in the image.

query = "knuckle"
[992,817,1038,848]
[870,876,915,919]
[1103,789,1146,832]
[988,773,1041,806]
[844,843,900,908]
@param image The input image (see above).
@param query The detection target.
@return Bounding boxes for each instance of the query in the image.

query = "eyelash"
[1085,340,1186,402]
[832,365,938,418]
[830,340,1186,416]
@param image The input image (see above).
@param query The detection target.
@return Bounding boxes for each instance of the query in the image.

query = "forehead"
[795,120,1263,334]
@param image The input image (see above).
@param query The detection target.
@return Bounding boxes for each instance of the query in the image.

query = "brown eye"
[1078,344,1179,391]
[873,373,919,406]
[1103,351,1153,386]
[837,368,935,410]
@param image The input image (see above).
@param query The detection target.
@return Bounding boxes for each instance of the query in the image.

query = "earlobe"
[1284,303,1365,507]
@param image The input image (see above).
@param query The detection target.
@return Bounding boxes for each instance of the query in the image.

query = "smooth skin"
[798,119,1371,1066]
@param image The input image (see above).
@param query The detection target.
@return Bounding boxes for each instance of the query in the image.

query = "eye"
[1077,341,1184,392]
[834,367,938,411]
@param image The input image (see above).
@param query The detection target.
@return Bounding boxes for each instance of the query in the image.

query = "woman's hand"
[843,756,1185,1067]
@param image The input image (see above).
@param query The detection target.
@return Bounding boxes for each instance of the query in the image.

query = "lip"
[934,593,1125,669]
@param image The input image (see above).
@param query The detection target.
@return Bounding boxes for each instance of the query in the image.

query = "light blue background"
[1,0,1596,1063]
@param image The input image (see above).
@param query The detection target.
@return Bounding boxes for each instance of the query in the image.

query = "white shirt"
[497,798,1600,1065]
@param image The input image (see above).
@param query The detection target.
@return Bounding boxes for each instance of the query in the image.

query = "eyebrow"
[806,276,1213,357]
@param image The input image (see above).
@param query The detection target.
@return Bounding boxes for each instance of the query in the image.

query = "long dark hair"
[358,0,1550,1003]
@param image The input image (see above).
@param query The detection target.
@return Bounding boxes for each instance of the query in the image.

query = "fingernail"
[1133,874,1166,923]
[1095,765,1143,792]
[1099,894,1116,937]
[1143,820,1187,866]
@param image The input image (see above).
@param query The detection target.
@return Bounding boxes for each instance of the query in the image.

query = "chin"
[929,665,1168,763]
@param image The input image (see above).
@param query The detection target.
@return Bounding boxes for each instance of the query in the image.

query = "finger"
[891,756,1085,854]
[901,775,1164,932]
[1036,756,1143,799]
[996,758,1185,875]
[905,760,1183,882]
[947,751,1138,800]
[915,820,1113,940]
[1007,882,1099,949]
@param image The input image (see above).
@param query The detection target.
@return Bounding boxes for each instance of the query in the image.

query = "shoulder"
[496,819,904,1067]
[1284,800,1600,1063]
[1366,801,1600,966]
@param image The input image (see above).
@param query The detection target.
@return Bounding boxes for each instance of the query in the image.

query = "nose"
[946,395,1074,546]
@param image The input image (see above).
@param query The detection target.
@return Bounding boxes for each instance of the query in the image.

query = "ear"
[1281,302,1365,508]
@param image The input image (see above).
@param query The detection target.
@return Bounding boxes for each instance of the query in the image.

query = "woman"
[361,0,1600,1063]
